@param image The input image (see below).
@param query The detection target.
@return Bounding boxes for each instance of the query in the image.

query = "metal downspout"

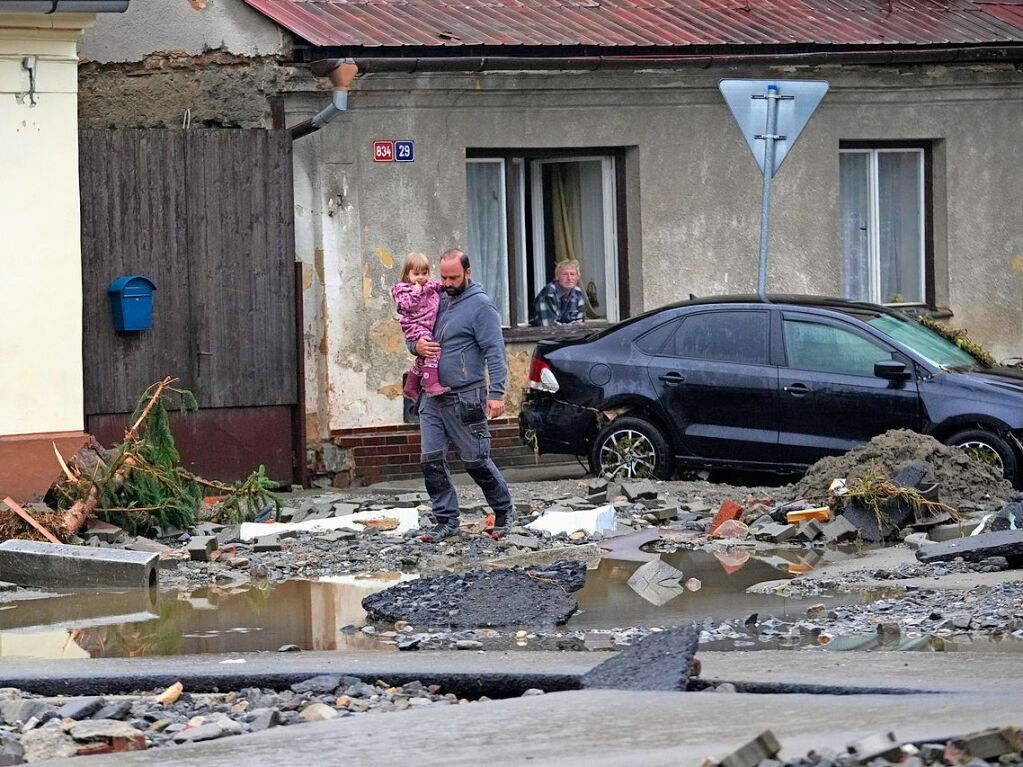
[290,59,358,141]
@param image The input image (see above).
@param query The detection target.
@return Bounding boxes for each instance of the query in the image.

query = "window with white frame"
[839,146,927,305]
[466,151,624,329]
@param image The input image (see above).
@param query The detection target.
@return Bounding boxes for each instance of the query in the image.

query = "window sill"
[502,324,607,344]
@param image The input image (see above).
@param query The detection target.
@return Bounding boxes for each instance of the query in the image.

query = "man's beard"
[445,280,468,297]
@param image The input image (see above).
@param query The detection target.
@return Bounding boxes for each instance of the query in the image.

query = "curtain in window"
[839,152,870,302]
[878,152,923,304]
[466,161,509,324]
[549,161,606,320]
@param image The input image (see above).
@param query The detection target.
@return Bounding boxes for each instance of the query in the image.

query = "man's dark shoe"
[420,520,461,543]
[488,508,518,539]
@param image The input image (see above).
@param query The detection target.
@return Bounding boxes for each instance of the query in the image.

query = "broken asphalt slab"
[917,529,1023,566]
[582,625,699,690]
[361,562,586,627]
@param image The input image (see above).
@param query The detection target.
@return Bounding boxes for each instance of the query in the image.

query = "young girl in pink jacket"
[391,252,449,399]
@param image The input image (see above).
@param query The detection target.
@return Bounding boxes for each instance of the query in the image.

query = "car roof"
[599,294,905,338]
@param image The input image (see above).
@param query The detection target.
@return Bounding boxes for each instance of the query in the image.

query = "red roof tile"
[242,0,1023,49]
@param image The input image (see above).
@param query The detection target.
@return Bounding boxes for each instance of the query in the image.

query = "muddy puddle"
[3,546,1021,660]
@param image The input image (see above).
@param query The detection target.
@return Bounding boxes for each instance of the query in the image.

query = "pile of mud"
[791,429,1015,511]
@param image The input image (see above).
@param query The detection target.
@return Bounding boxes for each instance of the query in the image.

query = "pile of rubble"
[793,429,1015,512]
[0,676,483,761]
[712,726,1022,767]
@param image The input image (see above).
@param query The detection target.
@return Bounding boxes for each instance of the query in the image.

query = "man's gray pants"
[419,386,513,524]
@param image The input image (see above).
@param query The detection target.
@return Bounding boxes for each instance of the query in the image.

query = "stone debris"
[706,726,1023,767]
[0,679,481,757]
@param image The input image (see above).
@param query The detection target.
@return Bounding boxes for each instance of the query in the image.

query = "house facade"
[77,1,1023,485]
[0,1,128,501]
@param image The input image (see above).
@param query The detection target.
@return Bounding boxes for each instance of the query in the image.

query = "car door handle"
[784,383,809,396]
[658,372,686,385]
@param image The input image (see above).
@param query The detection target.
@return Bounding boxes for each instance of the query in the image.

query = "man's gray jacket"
[407,281,507,399]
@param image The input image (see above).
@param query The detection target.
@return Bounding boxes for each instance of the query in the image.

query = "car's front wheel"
[944,428,1021,488]
[589,416,674,480]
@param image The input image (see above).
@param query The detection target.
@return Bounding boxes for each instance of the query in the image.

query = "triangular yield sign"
[719,79,829,177]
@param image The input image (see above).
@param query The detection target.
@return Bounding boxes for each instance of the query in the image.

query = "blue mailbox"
[108,275,156,332]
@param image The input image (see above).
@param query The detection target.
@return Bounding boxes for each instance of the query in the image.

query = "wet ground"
[5,542,1022,661]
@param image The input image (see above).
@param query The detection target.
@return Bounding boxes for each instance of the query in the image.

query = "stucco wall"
[0,14,89,436]
[287,62,1023,435]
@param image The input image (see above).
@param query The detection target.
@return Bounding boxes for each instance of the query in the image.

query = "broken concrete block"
[124,536,171,554]
[709,499,743,534]
[333,502,360,516]
[916,529,1023,566]
[847,731,902,762]
[791,519,824,542]
[821,515,859,544]
[191,522,224,537]
[719,730,782,767]
[527,504,616,537]
[253,537,283,552]
[644,505,679,522]
[0,541,158,589]
[503,534,540,551]
[83,520,125,544]
[582,625,699,691]
[621,480,658,502]
[586,478,609,495]
[753,523,796,543]
[903,532,930,550]
[683,502,714,516]
[627,559,685,605]
[955,726,1022,759]
[186,536,218,562]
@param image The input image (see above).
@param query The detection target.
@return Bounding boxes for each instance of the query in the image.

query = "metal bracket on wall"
[22,56,37,106]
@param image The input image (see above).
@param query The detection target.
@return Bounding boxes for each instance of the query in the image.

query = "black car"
[519,295,1023,487]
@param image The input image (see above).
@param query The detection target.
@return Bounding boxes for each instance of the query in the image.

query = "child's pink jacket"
[391,279,443,343]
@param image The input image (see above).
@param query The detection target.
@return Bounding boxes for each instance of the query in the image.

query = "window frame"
[466,146,630,339]
[839,141,933,308]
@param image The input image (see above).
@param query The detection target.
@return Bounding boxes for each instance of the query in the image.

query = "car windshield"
[867,314,977,369]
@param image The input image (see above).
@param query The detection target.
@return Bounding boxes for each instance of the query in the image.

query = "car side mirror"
[874,360,911,381]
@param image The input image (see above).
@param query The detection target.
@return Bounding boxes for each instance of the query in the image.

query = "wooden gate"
[79,129,302,484]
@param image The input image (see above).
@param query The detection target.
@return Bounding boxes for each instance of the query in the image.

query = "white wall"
[0,14,90,435]
[79,0,285,62]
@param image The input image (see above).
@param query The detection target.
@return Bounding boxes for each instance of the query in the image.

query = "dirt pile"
[791,429,1015,511]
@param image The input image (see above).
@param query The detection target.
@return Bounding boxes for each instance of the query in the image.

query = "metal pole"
[757,84,780,299]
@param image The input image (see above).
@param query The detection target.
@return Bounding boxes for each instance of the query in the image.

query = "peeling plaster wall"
[75,0,291,129]
[289,62,1023,434]
[78,0,285,63]
[77,51,294,129]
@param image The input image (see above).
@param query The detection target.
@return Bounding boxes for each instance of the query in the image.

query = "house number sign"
[373,140,415,163]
